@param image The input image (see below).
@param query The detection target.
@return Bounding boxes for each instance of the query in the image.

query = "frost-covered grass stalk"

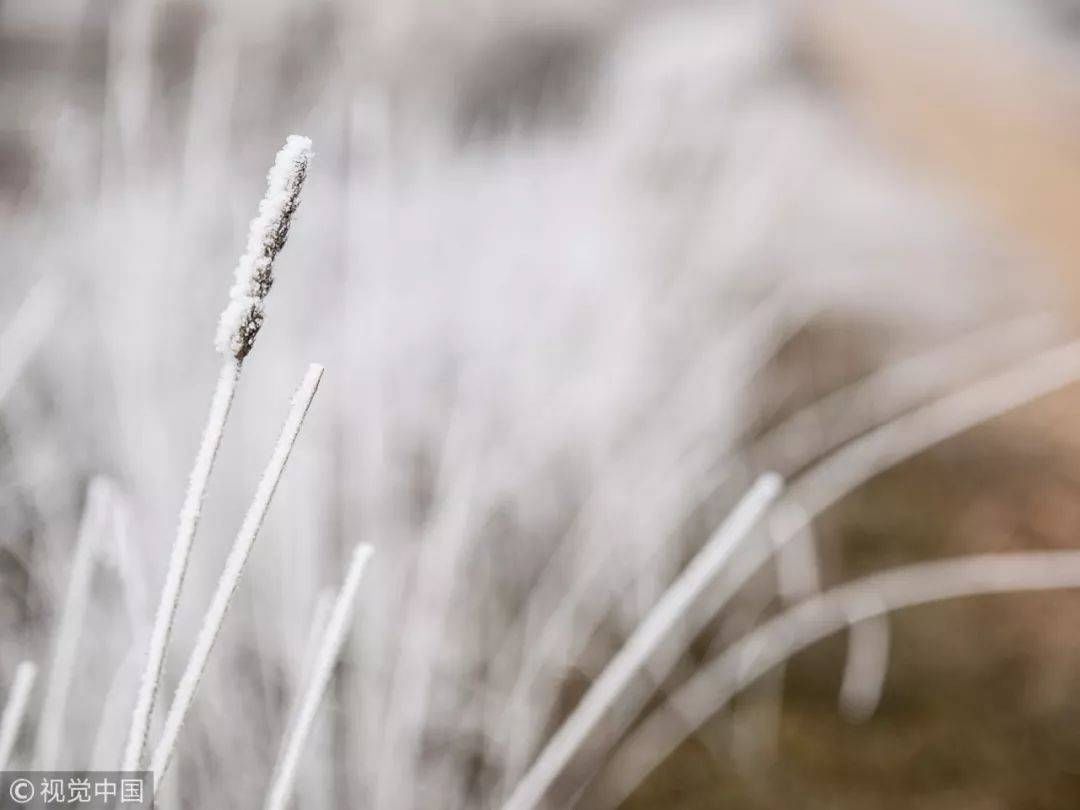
[0,276,62,407]
[151,363,325,785]
[502,472,783,810]
[484,315,1059,791]
[264,543,374,810]
[35,478,113,768]
[0,662,37,770]
[298,589,336,688]
[122,359,239,772]
[559,333,1080,788]
[595,550,1080,809]
[580,335,1080,807]
[838,602,890,722]
[123,135,313,772]
[722,336,1080,663]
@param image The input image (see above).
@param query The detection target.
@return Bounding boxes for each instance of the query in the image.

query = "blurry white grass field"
[4,136,375,807]
[8,305,1080,806]
[506,334,1080,807]
[4,0,1080,808]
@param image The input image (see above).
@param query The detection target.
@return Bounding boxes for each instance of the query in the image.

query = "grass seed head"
[215,135,313,361]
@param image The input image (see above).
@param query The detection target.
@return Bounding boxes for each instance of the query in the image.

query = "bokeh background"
[6,0,1080,807]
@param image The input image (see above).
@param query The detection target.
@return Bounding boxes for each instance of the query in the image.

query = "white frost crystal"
[215,135,313,360]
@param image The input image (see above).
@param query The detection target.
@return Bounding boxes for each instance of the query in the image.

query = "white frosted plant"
[151,364,326,785]
[123,136,314,773]
[0,662,37,770]
[503,472,783,810]
[36,478,114,769]
[264,543,375,810]
[215,134,313,361]
[594,549,1080,810]
[516,334,1080,810]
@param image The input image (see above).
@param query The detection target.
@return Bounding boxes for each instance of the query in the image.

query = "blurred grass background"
[630,389,1080,809]
[8,0,1080,807]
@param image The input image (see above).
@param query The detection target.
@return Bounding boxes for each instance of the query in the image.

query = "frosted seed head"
[215,135,313,360]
